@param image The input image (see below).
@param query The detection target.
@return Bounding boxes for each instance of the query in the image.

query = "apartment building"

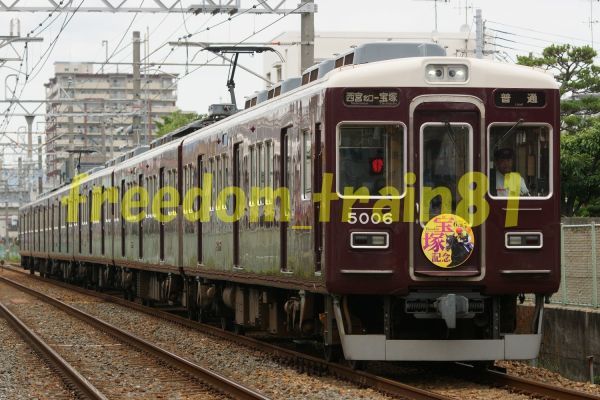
[44,62,178,187]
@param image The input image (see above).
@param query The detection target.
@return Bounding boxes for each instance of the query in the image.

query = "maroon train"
[20,43,560,362]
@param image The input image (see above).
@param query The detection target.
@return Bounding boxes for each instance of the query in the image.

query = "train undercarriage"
[20,255,544,364]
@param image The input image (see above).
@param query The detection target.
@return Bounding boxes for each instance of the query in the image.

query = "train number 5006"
[347,212,393,225]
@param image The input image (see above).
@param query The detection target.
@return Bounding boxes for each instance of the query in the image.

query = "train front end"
[323,57,560,361]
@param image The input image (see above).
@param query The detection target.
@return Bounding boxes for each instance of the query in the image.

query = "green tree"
[155,110,201,137]
[518,45,600,216]
[560,119,600,215]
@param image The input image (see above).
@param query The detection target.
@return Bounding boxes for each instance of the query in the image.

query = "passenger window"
[266,141,273,192]
[249,146,256,192]
[209,158,215,211]
[302,130,312,199]
[337,124,404,197]
[488,124,550,198]
[257,143,265,205]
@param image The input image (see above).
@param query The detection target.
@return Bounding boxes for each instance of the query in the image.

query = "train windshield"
[337,124,404,196]
[421,123,471,221]
[488,124,551,198]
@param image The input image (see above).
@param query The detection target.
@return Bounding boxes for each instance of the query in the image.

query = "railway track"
[6,264,599,400]
[0,302,107,400]
[0,273,269,400]
[1,264,453,400]
[453,363,600,400]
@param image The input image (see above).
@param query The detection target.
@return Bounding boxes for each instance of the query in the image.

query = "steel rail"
[454,360,600,400]
[483,368,600,400]
[0,274,269,400]
[0,301,108,400]
[2,265,451,400]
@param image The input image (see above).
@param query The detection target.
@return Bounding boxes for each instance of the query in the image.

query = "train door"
[159,167,165,261]
[280,127,294,272]
[313,123,322,272]
[89,189,93,254]
[78,190,82,254]
[101,186,105,255]
[121,179,126,257]
[58,201,62,252]
[196,156,203,265]
[233,143,241,267]
[411,99,483,279]
[138,173,143,259]
[279,127,292,272]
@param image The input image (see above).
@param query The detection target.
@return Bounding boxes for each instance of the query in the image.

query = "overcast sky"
[0,0,596,149]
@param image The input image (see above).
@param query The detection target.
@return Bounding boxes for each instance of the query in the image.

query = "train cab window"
[488,124,551,198]
[302,130,312,199]
[421,123,471,221]
[337,123,404,197]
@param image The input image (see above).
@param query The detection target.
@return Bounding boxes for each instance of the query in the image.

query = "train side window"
[302,130,312,199]
[223,154,229,211]
[216,156,222,210]
[258,143,265,205]
[249,145,256,196]
[182,166,188,214]
[209,158,215,211]
[337,123,405,197]
[266,140,274,196]
[488,124,551,199]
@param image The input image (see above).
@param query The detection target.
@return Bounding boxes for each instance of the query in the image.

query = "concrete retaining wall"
[518,304,600,382]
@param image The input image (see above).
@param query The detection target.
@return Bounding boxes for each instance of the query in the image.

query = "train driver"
[491,147,530,197]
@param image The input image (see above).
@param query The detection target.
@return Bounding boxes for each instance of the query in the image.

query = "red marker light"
[371,158,384,174]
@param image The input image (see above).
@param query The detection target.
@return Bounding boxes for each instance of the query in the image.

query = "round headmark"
[421,214,475,268]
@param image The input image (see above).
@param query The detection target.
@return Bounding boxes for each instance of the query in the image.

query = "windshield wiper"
[494,118,524,150]
[444,121,460,156]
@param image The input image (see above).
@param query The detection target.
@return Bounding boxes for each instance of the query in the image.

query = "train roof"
[327,56,559,89]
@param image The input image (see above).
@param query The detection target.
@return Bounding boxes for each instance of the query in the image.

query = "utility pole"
[4,196,8,248]
[132,31,141,146]
[17,157,22,188]
[24,115,34,166]
[475,8,483,59]
[145,27,151,145]
[300,0,315,72]
[101,40,108,73]
[109,118,115,161]
[67,103,74,182]
[101,101,107,163]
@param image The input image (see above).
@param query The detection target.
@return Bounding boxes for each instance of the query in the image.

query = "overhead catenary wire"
[486,34,547,50]
[147,0,313,106]
[487,20,592,45]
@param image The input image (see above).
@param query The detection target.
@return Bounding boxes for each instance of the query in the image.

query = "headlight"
[425,65,444,81]
[447,65,468,81]
[425,64,468,83]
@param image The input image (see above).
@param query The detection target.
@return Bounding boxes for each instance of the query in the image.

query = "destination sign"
[494,90,546,108]
[344,89,400,107]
